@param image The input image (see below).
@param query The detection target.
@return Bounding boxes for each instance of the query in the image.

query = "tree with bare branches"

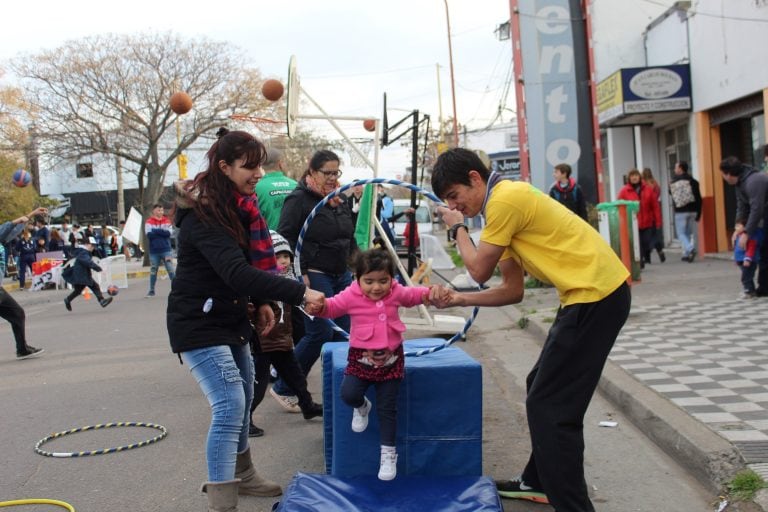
[10,31,278,221]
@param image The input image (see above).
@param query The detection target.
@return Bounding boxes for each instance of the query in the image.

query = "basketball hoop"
[286,55,300,138]
[347,138,375,168]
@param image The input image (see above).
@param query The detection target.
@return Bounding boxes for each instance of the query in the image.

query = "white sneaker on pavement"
[351,397,371,433]
[269,387,300,413]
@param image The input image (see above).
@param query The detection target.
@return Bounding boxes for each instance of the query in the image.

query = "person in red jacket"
[618,169,662,268]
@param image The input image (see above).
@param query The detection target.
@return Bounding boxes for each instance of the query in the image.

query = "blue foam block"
[321,338,482,478]
[273,472,503,512]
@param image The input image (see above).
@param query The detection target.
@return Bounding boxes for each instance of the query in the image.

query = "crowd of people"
[7,122,766,512]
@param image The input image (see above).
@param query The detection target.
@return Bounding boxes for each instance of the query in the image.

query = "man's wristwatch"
[449,222,469,240]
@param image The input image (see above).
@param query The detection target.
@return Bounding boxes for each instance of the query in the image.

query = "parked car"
[391,199,433,255]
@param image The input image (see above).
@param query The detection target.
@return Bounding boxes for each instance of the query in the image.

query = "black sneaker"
[658,250,666,263]
[64,298,72,311]
[17,346,44,360]
[302,402,323,420]
[248,423,264,437]
[99,297,113,308]
[495,477,549,504]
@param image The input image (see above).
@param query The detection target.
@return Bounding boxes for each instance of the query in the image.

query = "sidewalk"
[516,248,768,507]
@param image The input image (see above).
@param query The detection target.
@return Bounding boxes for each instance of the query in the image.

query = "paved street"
[0,265,723,511]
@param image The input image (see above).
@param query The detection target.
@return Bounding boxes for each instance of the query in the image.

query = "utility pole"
[116,144,125,223]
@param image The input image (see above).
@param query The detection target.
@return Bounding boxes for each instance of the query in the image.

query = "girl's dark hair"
[301,149,340,180]
[354,248,396,279]
[187,128,266,247]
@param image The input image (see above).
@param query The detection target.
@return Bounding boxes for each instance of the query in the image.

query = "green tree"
[0,154,46,221]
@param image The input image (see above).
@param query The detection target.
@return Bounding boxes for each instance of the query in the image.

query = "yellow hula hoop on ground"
[0,498,75,510]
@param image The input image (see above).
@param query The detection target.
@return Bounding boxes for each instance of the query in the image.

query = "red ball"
[12,169,31,187]
[363,119,376,132]
[261,79,284,102]
[107,285,119,296]
[170,91,193,115]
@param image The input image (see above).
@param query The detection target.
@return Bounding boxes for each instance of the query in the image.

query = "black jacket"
[61,247,102,285]
[670,173,702,219]
[734,166,768,236]
[166,207,305,354]
[277,180,358,275]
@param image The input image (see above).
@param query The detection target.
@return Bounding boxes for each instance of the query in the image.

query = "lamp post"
[443,0,460,148]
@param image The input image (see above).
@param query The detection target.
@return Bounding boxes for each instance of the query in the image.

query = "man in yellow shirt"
[429,148,630,512]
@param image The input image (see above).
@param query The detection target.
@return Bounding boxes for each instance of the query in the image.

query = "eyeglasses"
[316,169,342,178]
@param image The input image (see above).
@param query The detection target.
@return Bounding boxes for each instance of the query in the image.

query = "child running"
[62,237,113,310]
[306,248,431,481]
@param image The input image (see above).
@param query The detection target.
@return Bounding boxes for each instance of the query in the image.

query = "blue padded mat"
[321,338,482,478]
[272,472,503,512]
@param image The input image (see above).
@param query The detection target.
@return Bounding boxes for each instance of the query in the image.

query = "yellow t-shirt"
[481,180,629,306]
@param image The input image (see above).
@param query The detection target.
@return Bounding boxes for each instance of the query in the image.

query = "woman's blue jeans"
[272,270,352,396]
[182,343,254,482]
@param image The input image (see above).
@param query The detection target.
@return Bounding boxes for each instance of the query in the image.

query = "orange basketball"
[170,91,193,115]
[261,79,284,102]
[363,119,376,132]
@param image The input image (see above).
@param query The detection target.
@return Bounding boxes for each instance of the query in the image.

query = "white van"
[390,199,433,253]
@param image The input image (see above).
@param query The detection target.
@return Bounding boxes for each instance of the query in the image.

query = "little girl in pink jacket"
[308,248,430,481]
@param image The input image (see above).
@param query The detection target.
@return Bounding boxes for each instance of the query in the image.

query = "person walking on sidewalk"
[642,167,666,263]
[618,169,661,268]
[145,203,176,297]
[62,238,113,310]
[669,161,702,262]
[166,128,325,511]
[720,156,768,296]
[733,226,763,299]
[0,207,47,359]
[428,148,631,511]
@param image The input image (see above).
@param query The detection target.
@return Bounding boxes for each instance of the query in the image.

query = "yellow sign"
[177,154,188,180]
[596,70,623,114]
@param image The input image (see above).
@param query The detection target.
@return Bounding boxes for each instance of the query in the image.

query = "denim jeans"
[272,270,352,396]
[674,212,697,257]
[148,250,175,293]
[182,343,254,482]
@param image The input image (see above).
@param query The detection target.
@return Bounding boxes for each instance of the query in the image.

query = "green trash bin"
[596,200,641,281]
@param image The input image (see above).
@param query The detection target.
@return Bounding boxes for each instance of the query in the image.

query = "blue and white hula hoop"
[295,178,479,357]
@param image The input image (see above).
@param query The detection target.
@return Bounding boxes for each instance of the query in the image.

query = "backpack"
[670,179,695,208]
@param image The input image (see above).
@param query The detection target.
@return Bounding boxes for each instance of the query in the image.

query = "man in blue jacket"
[145,203,176,297]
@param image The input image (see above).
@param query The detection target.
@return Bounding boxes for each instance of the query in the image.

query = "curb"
[521,312,745,496]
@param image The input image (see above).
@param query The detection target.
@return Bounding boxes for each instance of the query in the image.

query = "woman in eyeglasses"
[270,149,358,411]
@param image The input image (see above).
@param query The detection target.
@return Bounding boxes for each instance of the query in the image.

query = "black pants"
[340,374,401,447]
[252,350,314,413]
[521,282,631,512]
[65,280,104,303]
[0,286,27,353]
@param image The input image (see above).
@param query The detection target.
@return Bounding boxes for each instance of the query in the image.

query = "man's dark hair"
[719,156,744,176]
[554,163,572,178]
[431,148,490,199]
[677,161,689,173]
[153,203,164,209]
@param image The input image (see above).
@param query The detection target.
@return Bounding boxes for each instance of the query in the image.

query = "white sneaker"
[378,449,397,481]
[351,397,371,433]
[269,387,301,413]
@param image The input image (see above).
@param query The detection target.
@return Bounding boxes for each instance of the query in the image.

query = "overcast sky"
[1,1,513,180]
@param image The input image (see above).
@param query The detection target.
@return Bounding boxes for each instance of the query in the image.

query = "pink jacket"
[318,280,429,351]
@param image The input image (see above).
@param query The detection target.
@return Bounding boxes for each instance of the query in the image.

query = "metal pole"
[444,0,460,147]
[116,145,125,223]
[436,63,445,144]
[408,111,419,277]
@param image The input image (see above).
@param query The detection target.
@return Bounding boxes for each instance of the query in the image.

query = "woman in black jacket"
[167,129,323,511]
[270,150,358,410]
